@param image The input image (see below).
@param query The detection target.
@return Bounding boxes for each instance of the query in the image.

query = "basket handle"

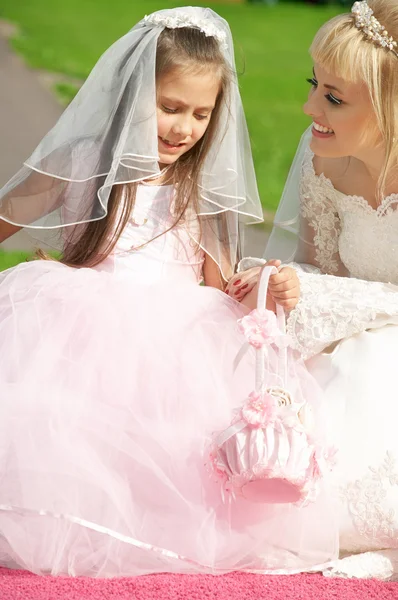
[255,266,287,392]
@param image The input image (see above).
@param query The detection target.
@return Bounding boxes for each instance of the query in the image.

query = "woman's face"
[303,63,382,160]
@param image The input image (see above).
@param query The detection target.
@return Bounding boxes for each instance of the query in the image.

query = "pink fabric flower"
[238,308,280,349]
[241,391,278,427]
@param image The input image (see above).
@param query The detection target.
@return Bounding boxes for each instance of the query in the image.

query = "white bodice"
[336,194,398,284]
[96,184,204,284]
[301,150,398,285]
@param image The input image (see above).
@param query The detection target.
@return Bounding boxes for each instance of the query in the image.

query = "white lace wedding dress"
[285,149,398,580]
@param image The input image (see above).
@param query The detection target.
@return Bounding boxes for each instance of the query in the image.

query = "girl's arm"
[203,254,225,290]
[0,159,73,245]
[0,220,22,243]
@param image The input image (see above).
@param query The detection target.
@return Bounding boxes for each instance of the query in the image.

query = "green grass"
[53,81,80,104]
[0,250,61,272]
[0,0,342,212]
[0,250,31,270]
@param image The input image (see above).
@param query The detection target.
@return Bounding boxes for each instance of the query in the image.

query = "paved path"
[0,32,62,250]
[0,32,268,256]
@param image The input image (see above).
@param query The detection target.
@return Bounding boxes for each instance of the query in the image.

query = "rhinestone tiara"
[351,1,398,57]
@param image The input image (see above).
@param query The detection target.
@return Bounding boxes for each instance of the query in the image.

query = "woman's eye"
[306,77,318,88]
[325,93,343,106]
[162,105,177,113]
[306,77,343,106]
[195,114,208,121]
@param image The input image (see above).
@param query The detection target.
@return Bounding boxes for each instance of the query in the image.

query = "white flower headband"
[144,12,228,50]
[351,0,398,57]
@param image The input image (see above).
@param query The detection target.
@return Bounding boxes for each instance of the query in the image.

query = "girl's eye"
[306,77,318,88]
[162,105,177,113]
[325,93,343,106]
[195,114,208,121]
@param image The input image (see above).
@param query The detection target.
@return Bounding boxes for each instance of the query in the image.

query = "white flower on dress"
[341,452,398,547]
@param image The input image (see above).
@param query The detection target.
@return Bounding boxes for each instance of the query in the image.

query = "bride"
[229,0,398,580]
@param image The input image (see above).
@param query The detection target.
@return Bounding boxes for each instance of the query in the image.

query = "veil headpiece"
[0,7,263,279]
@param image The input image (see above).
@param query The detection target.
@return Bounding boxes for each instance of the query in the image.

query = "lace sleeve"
[295,152,348,277]
[287,271,398,359]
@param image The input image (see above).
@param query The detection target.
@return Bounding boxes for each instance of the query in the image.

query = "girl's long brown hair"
[59,27,231,268]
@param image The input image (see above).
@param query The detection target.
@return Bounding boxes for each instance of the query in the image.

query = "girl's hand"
[225,266,262,302]
[268,265,300,311]
[225,259,281,302]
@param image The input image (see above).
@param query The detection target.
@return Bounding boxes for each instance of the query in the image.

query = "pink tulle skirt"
[0,260,337,577]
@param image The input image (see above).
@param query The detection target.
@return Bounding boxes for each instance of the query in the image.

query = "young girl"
[0,7,330,578]
[229,0,398,580]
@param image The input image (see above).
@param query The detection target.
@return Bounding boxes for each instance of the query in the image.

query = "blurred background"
[0,0,346,268]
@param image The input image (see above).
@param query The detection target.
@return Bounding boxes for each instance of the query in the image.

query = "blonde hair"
[310,0,398,201]
[59,27,231,268]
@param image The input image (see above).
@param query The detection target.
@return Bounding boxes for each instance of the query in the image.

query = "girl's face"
[303,63,382,160]
[156,68,221,168]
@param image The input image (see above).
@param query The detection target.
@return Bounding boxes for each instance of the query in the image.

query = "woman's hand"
[268,265,300,311]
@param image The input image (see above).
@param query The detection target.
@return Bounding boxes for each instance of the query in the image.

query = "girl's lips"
[159,137,185,151]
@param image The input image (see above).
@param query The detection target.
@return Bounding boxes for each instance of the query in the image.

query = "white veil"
[265,127,313,264]
[0,7,263,279]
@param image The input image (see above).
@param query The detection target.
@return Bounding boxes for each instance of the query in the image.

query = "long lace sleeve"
[287,268,398,359]
[294,151,348,276]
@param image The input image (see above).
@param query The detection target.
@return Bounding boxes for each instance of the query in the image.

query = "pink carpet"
[1,568,398,600]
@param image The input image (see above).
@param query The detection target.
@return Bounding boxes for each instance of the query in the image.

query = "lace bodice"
[96,184,205,284]
[281,151,398,360]
[301,150,398,285]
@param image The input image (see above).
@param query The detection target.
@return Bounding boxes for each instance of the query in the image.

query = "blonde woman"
[228,0,398,580]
